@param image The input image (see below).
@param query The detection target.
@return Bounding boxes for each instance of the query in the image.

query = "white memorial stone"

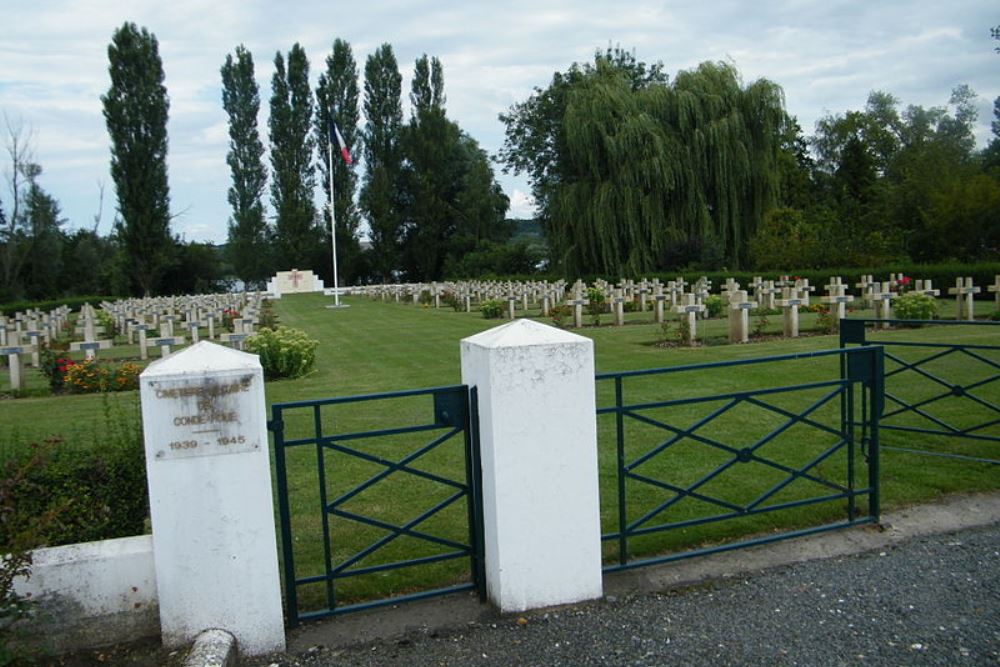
[139,341,284,655]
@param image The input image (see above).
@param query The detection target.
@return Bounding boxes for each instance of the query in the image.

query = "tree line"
[0,24,515,300]
[499,47,1000,276]
[224,39,514,289]
[2,36,997,302]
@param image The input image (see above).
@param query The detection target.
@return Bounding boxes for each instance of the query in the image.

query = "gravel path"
[248,523,1000,667]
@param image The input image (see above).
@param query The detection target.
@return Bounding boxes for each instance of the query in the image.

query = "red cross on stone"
[289,269,302,288]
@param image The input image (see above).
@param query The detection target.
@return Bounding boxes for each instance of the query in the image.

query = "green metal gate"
[268,385,485,624]
[840,319,999,464]
[597,346,883,572]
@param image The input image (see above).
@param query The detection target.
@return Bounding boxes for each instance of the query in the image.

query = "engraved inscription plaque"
[147,374,260,460]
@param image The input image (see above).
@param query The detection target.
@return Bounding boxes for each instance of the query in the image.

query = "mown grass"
[0,293,996,613]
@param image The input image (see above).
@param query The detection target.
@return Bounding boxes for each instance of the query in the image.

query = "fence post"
[460,319,603,612]
[139,341,285,655]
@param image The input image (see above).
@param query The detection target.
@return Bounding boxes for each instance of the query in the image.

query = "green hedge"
[0,436,147,550]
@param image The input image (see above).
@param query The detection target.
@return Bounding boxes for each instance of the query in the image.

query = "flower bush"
[244,326,319,379]
[62,359,141,393]
[704,295,725,318]
[586,287,606,325]
[221,308,240,331]
[893,292,938,321]
[549,304,572,328]
[480,299,504,319]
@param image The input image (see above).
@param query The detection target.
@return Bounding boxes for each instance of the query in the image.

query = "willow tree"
[501,54,784,274]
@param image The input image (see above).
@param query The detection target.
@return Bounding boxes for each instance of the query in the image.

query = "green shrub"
[1,398,147,551]
[549,304,571,328]
[0,443,60,664]
[894,292,938,320]
[704,295,725,318]
[586,288,606,325]
[258,299,279,329]
[245,326,319,380]
[441,290,462,312]
[989,310,1000,321]
[480,299,503,319]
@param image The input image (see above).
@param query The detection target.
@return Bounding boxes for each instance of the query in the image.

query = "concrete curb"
[184,629,237,667]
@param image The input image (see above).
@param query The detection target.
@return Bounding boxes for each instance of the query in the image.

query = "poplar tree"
[314,38,362,283]
[269,44,319,270]
[360,44,404,281]
[221,45,271,288]
[101,22,172,296]
[401,54,461,280]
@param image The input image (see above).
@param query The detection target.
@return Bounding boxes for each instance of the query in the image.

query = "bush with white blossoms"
[244,326,319,379]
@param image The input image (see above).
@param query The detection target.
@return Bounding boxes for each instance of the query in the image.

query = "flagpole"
[328,138,341,307]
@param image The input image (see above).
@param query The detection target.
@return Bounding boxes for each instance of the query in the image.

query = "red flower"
[899,276,911,285]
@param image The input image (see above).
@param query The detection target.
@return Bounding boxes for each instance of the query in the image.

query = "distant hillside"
[508,218,543,243]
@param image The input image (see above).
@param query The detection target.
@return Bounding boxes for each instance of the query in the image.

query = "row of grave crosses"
[1,293,268,392]
[359,275,998,344]
[102,293,265,359]
[1,306,73,390]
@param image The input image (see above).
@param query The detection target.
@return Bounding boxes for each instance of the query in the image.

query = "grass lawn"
[1,293,997,613]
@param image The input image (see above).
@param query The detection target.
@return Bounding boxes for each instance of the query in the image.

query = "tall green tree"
[221,45,272,288]
[269,44,319,270]
[1,117,35,299]
[314,38,363,284]
[982,96,1000,171]
[360,44,404,281]
[501,52,783,274]
[400,54,460,280]
[101,22,172,296]
[21,172,65,299]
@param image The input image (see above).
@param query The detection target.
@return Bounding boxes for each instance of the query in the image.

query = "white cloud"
[1,0,996,243]
[507,189,537,220]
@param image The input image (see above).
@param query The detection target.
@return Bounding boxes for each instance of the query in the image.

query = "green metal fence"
[840,319,999,465]
[597,346,883,572]
[269,384,485,625]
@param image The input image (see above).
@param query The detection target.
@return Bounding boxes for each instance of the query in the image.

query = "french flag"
[329,120,352,165]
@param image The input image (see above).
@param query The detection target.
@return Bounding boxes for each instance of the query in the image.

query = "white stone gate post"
[139,341,285,655]
[460,319,603,612]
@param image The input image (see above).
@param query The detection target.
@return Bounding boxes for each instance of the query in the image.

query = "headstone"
[948,277,980,321]
[821,278,855,328]
[870,282,896,328]
[567,288,589,329]
[146,335,186,358]
[727,290,754,343]
[653,284,667,324]
[672,293,706,346]
[989,275,1000,310]
[761,281,781,310]
[612,289,625,327]
[913,279,940,298]
[219,332,250,351]
[1,345,34,391]
[777,288,806,337]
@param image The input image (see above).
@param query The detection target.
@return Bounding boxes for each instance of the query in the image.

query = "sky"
[1,1,997,244]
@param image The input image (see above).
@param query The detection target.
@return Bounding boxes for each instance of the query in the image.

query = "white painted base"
[461,319,603,612]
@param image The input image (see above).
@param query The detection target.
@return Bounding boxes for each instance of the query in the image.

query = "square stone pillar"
[139,341,284,655]
[460,319,603,612]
